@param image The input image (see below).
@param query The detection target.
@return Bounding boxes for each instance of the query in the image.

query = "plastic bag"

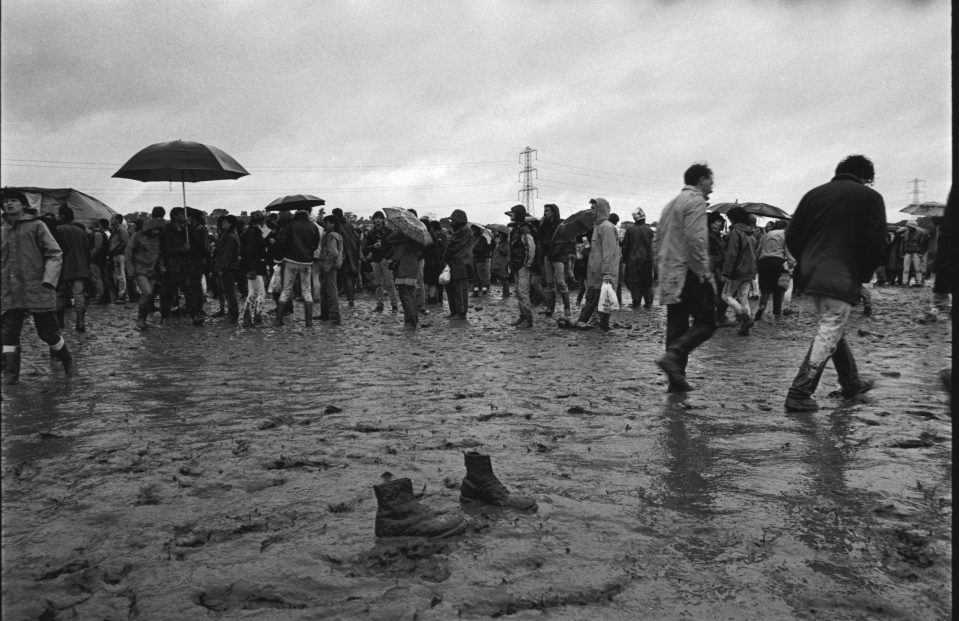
[777,271,792,290]
[598,282,620,313]
[438,264,452,285]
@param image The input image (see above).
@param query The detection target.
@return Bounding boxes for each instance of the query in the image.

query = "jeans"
[56,278,87,314]
[244,274,266,319]
[446,278,469,316]
[577,286,600,324]
[279,261,312,303]
[89,262,107,301]
[397,284,418,326]
[515,266,532,317]
[219,268,239,320]
[664,271,717,374]
[135,275,155,310]
[788,296,860,398]
[473,259,491,291]
[372,260,398,306]
[542,259,569,294]
[2,309,63,350]
[903,253,925,284]
[111,255,128,300]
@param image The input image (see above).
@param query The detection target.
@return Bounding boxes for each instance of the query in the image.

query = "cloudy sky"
[1,0,951,225]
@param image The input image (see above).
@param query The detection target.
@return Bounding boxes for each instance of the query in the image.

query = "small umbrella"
[709,202,792,220]
[113,140,249,247]
[265,194,325,212]
[900,202,945,217]
[558,209,595,239]
[383,207,432,246]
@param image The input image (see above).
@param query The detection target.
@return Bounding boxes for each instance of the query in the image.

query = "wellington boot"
[56,309,66,329]
[1,349,21,385]
[242,309,253,328]
[304,302,314,327]
[373,478,469,538]
[656,351,693,392]
[510,315,526,327]
[460,452,537,511]
[737,312,754,336]
[544,291,556,317]
[75,309,86,333]
[50,345,79,378]
[561,292,571,318]
[754,306,765,322]
[274,302,285,326]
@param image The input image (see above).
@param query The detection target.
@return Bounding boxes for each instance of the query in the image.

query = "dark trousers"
[321,266,340,319]
[577,286,600,323]
[219,268,239,320]
[665,271,717,373]
[446,279,469,316]
[627,284,654,308]
[713,269,729,319]
[2,309,62,348]
[160,270,199,318]
[397,284,418,327]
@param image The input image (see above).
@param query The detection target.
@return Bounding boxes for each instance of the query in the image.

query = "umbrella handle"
[181,173,190,250]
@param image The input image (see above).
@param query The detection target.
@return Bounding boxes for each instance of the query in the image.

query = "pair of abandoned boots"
[373,451,537,539]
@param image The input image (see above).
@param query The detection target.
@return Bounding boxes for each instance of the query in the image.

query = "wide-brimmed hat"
[505,204,527,220]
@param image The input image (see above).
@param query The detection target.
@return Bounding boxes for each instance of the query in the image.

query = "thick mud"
[1,285,952,620]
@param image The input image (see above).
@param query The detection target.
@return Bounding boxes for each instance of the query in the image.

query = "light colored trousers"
[279,261,312,303]
[721,278,752,317]
[902,253,925,284]
[806,296,852,373]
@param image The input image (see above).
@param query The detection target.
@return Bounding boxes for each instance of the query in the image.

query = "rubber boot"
[56,309,66,329]
[544,291,556,317]
[268,291,281,314]
[737,311,754,336]
[598,312,611,332]
[135,304,149,331]
[304,302,313,327]
[242,308,253,328]
[50,344,79,378]
[784,345,828,412]
[373,477,469,538]
[517,309,533,329]
[2,348,21,385]
[754,306,765,322]
[274,300,285,326]
[75,309,86,333]
[561,292,571,318]
[656,350,693,392]
[833,338,874,400]
[460,452,538,511]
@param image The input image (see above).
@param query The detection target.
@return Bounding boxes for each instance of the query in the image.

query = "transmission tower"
[518,146,538,216]
[907,178,925,205]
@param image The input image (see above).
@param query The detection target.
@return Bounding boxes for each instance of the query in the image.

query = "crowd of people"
[2,156,953,411]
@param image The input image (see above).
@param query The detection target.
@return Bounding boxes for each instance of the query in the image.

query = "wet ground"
[1,283,952,620]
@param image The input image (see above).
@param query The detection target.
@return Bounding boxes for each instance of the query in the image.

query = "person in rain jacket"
[621,207,655,310]
[720,206,758,335]
[387,229,424,329]
[506,204,537,328]
[1,188,77,384]
[240,211,269,327]
[471,225,491,297]
[53,204,91,333]
[444,209,473,321]
[574,197,620,331]
[783,154,885,412]
[653,164,716,392]
[125,217,164,331]
[317,214,344,323]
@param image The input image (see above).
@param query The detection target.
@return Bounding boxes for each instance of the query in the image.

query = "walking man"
[1,188,78,384]
[653,164,716,392]
[783,155,886,411]
[574,198,620,331]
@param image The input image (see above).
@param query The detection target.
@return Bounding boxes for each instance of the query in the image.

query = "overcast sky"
[1,0,951,225]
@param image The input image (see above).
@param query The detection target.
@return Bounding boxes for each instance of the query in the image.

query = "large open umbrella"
[11,187,118,227]
[383,207,432,246]
[113,140,249,209]
[900,202,945,217]
[709,202,791,220]
[265,194,325,212]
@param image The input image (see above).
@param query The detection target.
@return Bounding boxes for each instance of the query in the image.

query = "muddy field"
[1,283,952,620]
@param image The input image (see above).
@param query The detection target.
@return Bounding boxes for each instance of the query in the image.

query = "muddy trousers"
[515,266,533,319]
[243,275,266,321]
[664,272,717,374]
[577,286,610,328]
[786,296,860,399]
[320,266,340,320]
[372,260,399,306]
[626,285,654,308]
[902,253,925,285]
[721,278,752,319]
[218,268,239,321]
[446,279,469,316]
[2,309,69,382]
[56,278,88,329]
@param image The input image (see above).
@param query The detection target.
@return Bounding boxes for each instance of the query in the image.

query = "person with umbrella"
[1,188,78,384]
[159,208,199,325]
[364,211,399,313]
[444,209,473,321]
[387,226,425,329]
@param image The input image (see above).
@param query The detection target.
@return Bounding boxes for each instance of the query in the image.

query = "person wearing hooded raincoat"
[574,198,620,331]
[444,209,473,320]
[721,206,758,335]
[652,164,717,392]
[1,188,78,384]
[331,208,360,306]
[539,203,572,318]
[126,217,164,330]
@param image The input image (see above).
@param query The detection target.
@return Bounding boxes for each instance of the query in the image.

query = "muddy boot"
[242,308,253,328]
[510,314,526,327]
[754,306,765,322]
[74,309,86,333]
[268,291,281,314]
[833,338,874,400]
[2,348,21,385]
[460,452,537,511]
[304,302,314,327]
[253,311,263,327]
[656,350,693,392]
[863,304,873,317]
[517,311,533,329]
[737,311,754,336]
[544,291,556,317]
[561,292,571,318]
[784,346,827,412]
[50,344,79,379]
[373,477,469,538]
[598,312,611,332]
[274,301,285,326]
[135,305,150,331]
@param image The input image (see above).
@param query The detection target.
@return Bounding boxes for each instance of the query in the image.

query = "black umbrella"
[265,194,325,212]
[557,209,595,240]
[113,140,248,246]
[709,202,792,220]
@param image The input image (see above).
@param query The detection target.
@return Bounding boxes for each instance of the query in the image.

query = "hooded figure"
[574,198,620,331]
[621,207,655,309]
[444,209,473,320]
[539,203,571,318]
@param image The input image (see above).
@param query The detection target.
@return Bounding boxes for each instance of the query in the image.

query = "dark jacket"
[622,222,654,288]
[708,229,725,272]
[722,223,758,281]
[539,208,561,261]
[785,173,886,304]
[387,230,423,281]
[472,234,491,261]
[55,222,91,281]
[444,224,473,280]
[214,230,240,272]
[276,212,320,264]
[240,225,268,276]
[365,224,394,263]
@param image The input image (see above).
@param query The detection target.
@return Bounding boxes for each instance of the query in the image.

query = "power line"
[518,146,538,216]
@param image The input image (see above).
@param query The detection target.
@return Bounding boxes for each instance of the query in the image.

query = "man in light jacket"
[1,188,78,383]
[653,164,716,392]
[574,197,620,332]
[783,155,885,411]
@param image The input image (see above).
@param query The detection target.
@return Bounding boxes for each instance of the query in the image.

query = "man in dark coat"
[54,205,91,332]
[444,209,473,321]
[622,207,655,310]
[783,155,886,411]
[331,208,360,307]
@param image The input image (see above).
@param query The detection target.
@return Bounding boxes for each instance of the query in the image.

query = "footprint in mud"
[342,539,456,583]
[193,584,308,612]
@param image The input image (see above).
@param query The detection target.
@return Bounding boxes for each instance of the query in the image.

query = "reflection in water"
[659,397,714,518]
